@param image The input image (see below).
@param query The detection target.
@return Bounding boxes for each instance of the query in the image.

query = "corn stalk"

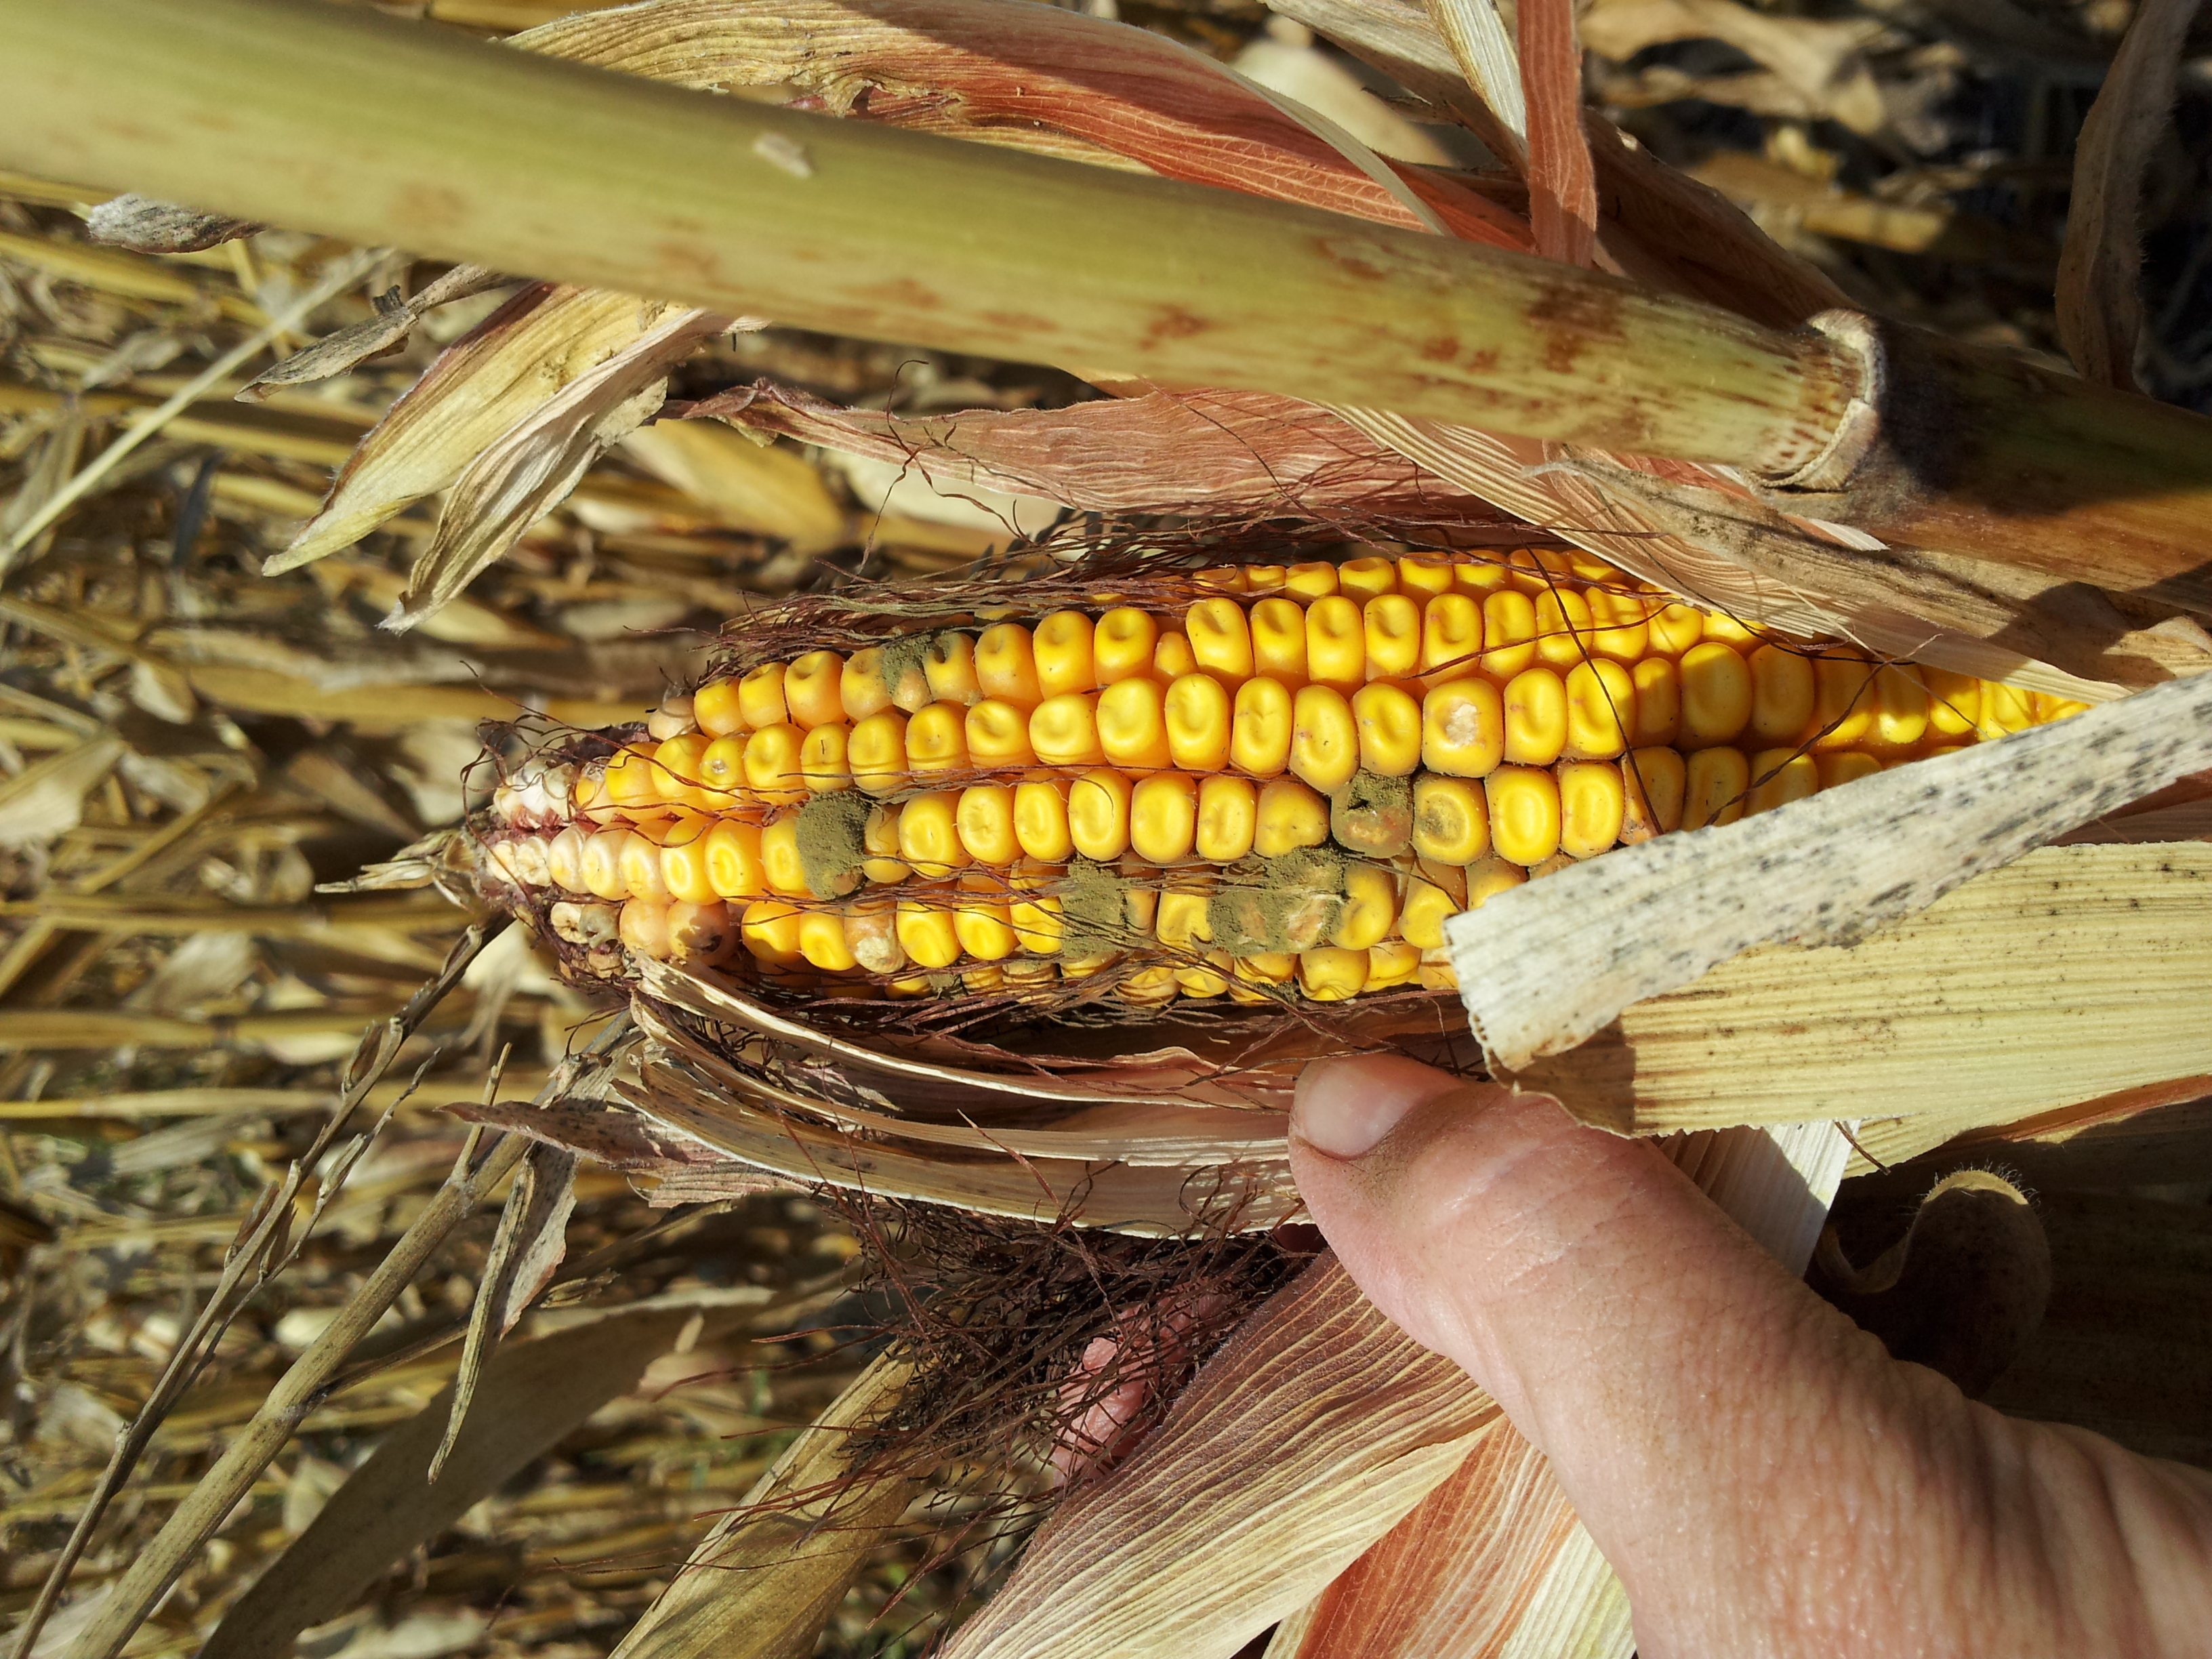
[4,0,2212,596]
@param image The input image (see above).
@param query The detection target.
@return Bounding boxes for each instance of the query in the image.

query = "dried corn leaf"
[199,1298,768,1659]
[238,264,508,401]
[619,417,846,549]
[1582,0,1887,136]
[1517,0,1598,266]
[516,0,1532,249]
[609,1353,916,1659]
[83,192,262,253]
[2053,0,2202,388]
[1451,671,2212,1074]
[941,1255,1502,1659]
[266,285,701,573]
[1424,0,1528,161]
[0,733,124,846]
[382,304,728,632]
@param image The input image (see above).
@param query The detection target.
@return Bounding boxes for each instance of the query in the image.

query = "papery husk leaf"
[1423,0,1528,159]
[266,285,702,573]
[238,264,508,401]
[1516,0,1598,266]
[83,190,261,252]
[609,1353,917,1659]
[2052,0,2199,388]
[1843,1071,2212,1179]
[618,417,848,549]
[382,304,731,632]
[200,1296,779,1659]
[0,733,123,846]
[1450,672,2212,1074]
[515,0,1532,250]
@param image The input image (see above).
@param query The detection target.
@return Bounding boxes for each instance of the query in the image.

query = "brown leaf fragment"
[237,265,508,402]
[2055,0,2205,388]
[84,192,262,252]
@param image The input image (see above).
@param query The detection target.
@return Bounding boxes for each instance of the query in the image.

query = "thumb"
[1287,1054,1944,1651]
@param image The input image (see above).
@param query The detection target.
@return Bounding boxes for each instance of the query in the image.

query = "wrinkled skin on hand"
[1290,1056,2212,1659]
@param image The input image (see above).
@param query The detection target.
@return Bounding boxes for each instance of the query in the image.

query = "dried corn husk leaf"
[1582,0,1887,136]
[83,192,262,252]
[1517,0,1597,266]
[266,285,701,573]
[1423,0,1528,161]
[1450,671,2212,1074]
[381,304,729,632]
[0,734,124,846]
[618,418,846,549]
[238,264,508,401]
[941,1255,1503,1659]
[609,1353,916,1659]
[2053,0,2202,388]
[516,0,1532,249]
[687,380,1507,528]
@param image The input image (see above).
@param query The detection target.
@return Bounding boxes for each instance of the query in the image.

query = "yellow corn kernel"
[1187,597,1254,681]
[1249,597,1309,688]
[1507,550,1570,592]
[703,819,765,899]
[1703,611,1759,647]
[840,647,895,721]
[1367,940,1421,989]
[1231,951,1296,994]
[956,784,1019,865]
[1466,853,1527,907]
[1871,665,1930,748]
[1120,870,1160,936]
[632,808,705,848]
[1175,951,1234,1000]
[1502,668,1568,766]
[1285,560,1340,600]
[1528,851,1578,878]
[1398,874,1460,949]
[582,827,632,900]
[1254,777,1329,856]
[1818,751,1881,790]
[1534,588,1595,669]
[1683,746,1750,829]
[791,909,854,971]
[798,724,851,794]
[1298,946,1369,1002]
[695,678,747,738]
[863,803,908,884]
[782,651,844,728]
[1559,760,1626,857]
[1029,693,1104,768]
[1417,949,1458,991]
[1589,589,1651,661]
[1452,559,1510,596]
[1130,773,1200,864]
[1338,555,1398,601]
[745,724,810,806]
[1351,682,1422,776]
[1244,565,1286,594]
[740,899,804,966]
[844,901,907,975]
[1746,644,1816,745]
[1814,655,1877,747]
[1231,677,1294,777]
[1419,593,1483,680]
[1564,659,1635,760]
[1155,888,1212,949]
[1153,630,1196,681]
[547,824,590,893]
[738,663,790,730]
[651,734,716,811]
[1195,775,1257,863]
[1630,659,1681,747]
[667,899,736,966]
[1364,594,1422,680]
[1165,673,1233,771]
[1305,597,1366,691]
[1679,642,1753,747]
[1332,863,1399,949]
[1421,678,1505,779]
[897,792,970,878]
[954,879,1019,961]
[1479,590,1538,679]
[904,701,970,777]
[1488,765,1562,865]
[895,901,962,970]
[1621,747,1687,843]
[848,710,909,796]
[658,830,719,908]
[1099,678,1172,769]
[1647,602,1705,655]
[1289,685,1359,792]
[1196,565,1248,594]
[1978,681,2034,740]
[962,698,1036,769]
[1010,888,1063,955]
[1412,776,1490,863]
[1118,965,1179,1007]
[1069,769,1134,860]
[1033,612,1096,697]
[601,745,660,814]
[1746,748,1818,815]
[618,832,672,902]
[698,734,749,802]
[975,623,1042,706]
[756,816,807,897]
[920,632,981,706]
[1397,556,1456,598]
[1094,607,1158,684]
[1919,666,1981,736]
[1012,779,1074,862]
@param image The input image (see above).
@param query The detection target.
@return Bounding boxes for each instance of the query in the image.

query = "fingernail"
[1293,1057,1422,1160]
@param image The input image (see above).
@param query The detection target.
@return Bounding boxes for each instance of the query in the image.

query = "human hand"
[1289,1054,2212,1658]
